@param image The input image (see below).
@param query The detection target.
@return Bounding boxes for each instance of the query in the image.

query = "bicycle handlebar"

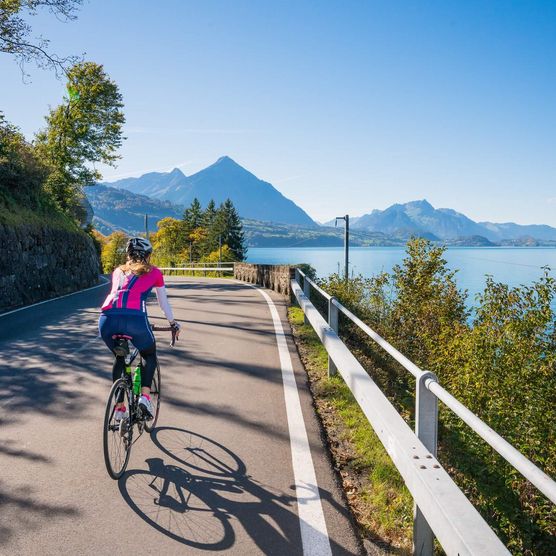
[151,324,179,347]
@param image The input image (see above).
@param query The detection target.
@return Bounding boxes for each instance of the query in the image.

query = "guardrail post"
[293,268,300,304]
[303,275,311,325]
[328,297,338,377]
[413,371,438,556]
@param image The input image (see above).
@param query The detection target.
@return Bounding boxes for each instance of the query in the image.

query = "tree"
[389,238,468,368]
[188,225,209,261]
[101,231,127,273]
[150,217,188,266]
[35,61,125,217]
[200,199,219,255]
[201,244,236,264]
[214,198,246,261]
[182,198,203,233]
[0,112,47,205]
[0,0,82,77]
[203,199,217,227]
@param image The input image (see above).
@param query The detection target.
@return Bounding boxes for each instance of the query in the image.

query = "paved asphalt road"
[0,277,364,555]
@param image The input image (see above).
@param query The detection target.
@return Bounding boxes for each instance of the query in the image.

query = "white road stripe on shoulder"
[253,286,332,556]
[0,277,110,318]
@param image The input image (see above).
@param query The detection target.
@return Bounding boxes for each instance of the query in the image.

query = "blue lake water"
[247,247,556,302]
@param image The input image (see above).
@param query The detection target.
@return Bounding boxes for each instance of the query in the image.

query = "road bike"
[103,324,178,479]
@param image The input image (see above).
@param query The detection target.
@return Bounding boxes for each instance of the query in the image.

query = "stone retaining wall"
[0,223,100,312]
[234,263,294,295]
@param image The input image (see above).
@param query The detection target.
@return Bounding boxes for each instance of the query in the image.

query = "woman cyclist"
[99,237,180,420]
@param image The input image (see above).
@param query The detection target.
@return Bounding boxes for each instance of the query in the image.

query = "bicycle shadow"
[118,427,337,554]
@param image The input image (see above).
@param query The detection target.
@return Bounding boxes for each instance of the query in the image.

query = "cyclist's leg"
[126,314,157,397]
[112,357,126,382]
[139,343,157,394]
[99,313,126,406]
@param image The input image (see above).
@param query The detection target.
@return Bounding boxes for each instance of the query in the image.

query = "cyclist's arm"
[154,286,176,323]
[109,268,123,295]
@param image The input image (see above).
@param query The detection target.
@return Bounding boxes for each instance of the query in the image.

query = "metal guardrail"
[159,265,235,274]
[293,268,556,555]
[171,262,234,267]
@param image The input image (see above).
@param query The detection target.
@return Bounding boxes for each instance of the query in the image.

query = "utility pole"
[335,214,350,281]
[144,213,149,240]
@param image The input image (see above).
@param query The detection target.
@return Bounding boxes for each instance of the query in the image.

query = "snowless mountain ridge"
[102,158,556,241]
[327,199,556,241]
[102,156,316,227]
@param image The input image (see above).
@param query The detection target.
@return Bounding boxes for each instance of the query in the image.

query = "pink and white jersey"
[101,266,165,314]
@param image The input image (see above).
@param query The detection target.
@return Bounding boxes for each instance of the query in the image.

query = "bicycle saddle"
[112,335,131,357]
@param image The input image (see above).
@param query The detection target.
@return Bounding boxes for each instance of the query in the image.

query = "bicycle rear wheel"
[144,361,161,433]
[103,378,133,479]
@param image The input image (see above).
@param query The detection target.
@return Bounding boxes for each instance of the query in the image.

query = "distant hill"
[103,156,316,227]
[91,168,556,245]
[86,184,183,235]
[86,184,405,246]
[351,200,556,242]
[242,219,405,247]
[479,221,556,242]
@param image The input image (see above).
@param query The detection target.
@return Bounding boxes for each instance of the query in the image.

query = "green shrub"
[317,238,555,553]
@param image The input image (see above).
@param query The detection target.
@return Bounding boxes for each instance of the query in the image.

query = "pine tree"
[200,199,219,257]
[203,199,217,228]
[182,198,203,233]
[215,198,246,261]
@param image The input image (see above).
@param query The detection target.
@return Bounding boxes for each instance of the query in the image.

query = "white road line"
[0,277,110,318]
[254,286,332,556]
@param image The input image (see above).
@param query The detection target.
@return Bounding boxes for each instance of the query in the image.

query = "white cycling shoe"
[138,395,154,419]
[114,406,128,422]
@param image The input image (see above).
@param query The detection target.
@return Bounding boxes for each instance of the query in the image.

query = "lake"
[247,247,556,301]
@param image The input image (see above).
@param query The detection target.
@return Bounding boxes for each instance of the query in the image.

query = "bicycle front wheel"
[144,361,161,433]
[103,378,133,479]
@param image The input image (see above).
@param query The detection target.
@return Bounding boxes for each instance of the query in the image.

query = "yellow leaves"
[200,244,235,264]
[188,226,208,243]
[100,230,127,273]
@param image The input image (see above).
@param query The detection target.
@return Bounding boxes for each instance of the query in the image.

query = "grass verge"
[0,190,78,231]
[288,305,413,553]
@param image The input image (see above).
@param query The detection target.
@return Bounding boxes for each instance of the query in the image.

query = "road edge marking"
[0,277,110,318]
[251,285,332,556]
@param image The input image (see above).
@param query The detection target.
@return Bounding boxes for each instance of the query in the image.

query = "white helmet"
[126,237,153,258]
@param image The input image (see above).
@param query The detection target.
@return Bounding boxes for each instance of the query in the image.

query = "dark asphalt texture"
[0,277,363,555]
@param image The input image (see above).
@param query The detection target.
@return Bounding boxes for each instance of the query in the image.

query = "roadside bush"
[436,273,556,553]
[0,113,49,210]
[200,244,236,264]
[317,238,555,553]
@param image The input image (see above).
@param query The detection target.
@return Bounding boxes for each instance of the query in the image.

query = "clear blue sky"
[2,0,555,225]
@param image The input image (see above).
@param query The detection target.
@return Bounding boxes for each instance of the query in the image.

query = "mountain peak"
[205,155,251,175]
[405,199,434,210]
[214,155,240,166]
[100,156,317,227]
